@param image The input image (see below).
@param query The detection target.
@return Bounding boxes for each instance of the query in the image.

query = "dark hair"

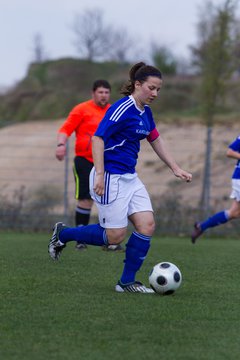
[121,62,162,96]
[92,79,111,92]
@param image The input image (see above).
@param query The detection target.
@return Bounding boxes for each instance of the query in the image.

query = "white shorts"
[230,179,240,202]
[89,168,153,228]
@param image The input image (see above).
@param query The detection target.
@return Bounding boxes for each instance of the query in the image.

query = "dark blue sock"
[200,210,229,232]
[120,232,151,285]
[59,224,108,246]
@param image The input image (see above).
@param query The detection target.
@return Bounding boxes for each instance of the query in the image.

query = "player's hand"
[93,174,105,195]
[173,168,192,182]
[55,145,66,161]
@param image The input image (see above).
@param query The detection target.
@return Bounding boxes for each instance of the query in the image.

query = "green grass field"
[1,232,240,360]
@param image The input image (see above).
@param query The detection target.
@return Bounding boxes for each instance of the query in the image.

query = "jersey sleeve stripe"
[112,103,134,122]
[110,98,133,122]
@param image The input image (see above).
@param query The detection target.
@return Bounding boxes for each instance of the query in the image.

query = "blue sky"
[0,0,233,88]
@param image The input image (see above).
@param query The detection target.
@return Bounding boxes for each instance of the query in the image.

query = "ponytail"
[121,62,162,96]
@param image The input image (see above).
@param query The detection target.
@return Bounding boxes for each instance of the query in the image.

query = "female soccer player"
[49,62,192,293]
[191,135,240,243]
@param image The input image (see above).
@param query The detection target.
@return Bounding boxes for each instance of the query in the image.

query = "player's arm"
[56,105,83,161]
[226,148,240,160]
[149,135,192,182]
[56,133,68,161]
[92,135,105,196]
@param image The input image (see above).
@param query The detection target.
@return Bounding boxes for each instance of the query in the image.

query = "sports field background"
[1,121,240,237]
[1,232,240,360]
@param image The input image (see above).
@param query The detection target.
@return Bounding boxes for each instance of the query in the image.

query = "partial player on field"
[191,135,240,243]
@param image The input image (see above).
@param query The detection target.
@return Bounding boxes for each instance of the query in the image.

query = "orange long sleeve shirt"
[58,99,110,163]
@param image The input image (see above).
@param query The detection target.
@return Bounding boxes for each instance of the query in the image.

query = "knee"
[136,219,155,236]
[229,209,240,219]
[106,228,127,245]
[77,199,93,209]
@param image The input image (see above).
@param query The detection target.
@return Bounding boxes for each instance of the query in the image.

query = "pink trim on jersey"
[147,128,160,143]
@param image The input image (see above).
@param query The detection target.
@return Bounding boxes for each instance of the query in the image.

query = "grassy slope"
[1,232,240,360]
[3,58,240,124]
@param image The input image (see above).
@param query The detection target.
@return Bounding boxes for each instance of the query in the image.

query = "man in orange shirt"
[56,80,124,251]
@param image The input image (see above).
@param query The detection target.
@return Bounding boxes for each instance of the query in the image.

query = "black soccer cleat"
[75,243,88,251]
[102,244,125,252]
[191,222,203,244]
[48,222,67,260]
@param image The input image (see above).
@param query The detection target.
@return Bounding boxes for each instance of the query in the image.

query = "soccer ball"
[149,262,182,295]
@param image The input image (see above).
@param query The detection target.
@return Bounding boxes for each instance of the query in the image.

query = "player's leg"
[48,222,128,261]
[48,222,111,260]
[75,199,93,250]
[90,169,126,252]
[228,180,240,219]
[227,199,240,219]
[76,199,93,226]
[117,211,154,281]
[60,224,127,246]
[115,179,154,293]
[192,180,240,243]
[115,212,154,293]
[195,210,229,236]
[48,170,127,260]
[73,156,93,250]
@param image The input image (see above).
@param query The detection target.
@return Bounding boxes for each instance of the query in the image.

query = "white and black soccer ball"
[149,262,182,295]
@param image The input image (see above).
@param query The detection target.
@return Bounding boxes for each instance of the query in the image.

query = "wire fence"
[0,120,239,237]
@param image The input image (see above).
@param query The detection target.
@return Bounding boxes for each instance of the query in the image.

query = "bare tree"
[232,20,240,76]
[190,0,237,217]
[109,28,134,63]
[72,8,112,61]
[32,33,47,63]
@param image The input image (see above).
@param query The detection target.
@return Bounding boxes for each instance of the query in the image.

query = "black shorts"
[73,156,93,200]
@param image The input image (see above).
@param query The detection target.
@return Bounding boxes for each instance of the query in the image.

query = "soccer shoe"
[115,281,154,293]
[75,243,88,251]
[191,222,203,244]
[102,244,125,252]
[48,222,67,260]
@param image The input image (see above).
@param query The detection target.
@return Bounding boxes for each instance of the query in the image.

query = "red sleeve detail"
[147,128,160,143]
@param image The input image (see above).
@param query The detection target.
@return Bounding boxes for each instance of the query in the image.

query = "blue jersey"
[229,135,240,179]
[95,95,156,174]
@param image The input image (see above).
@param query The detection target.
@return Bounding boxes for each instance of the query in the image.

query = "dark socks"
[200,210,229,232]
[59,224,108,246]
[120,232,151,285]
[75,206,91,226]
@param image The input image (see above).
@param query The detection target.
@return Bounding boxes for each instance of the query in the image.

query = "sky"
[0,0,233,89]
